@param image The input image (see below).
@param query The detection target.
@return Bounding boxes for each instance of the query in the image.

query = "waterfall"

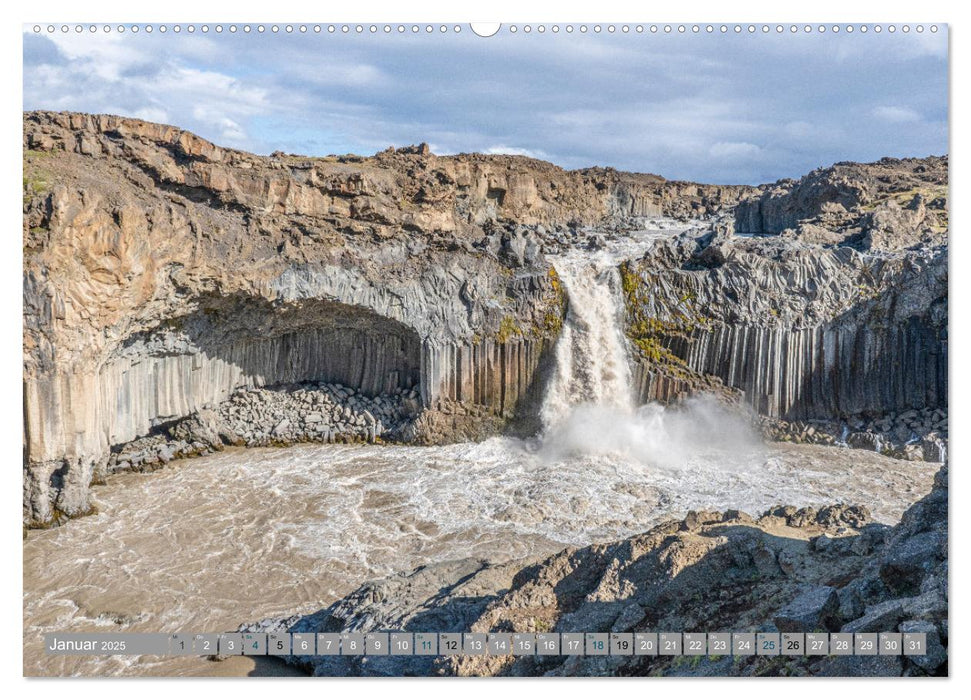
[540,250,635,429]
[536,226,760,466]
[535,225,759,468]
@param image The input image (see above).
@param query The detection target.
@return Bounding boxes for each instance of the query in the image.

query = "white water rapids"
[23,222,939,676]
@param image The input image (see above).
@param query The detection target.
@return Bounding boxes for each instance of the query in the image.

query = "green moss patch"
[620,260,707,368]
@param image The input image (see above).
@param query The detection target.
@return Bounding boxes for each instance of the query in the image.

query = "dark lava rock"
[900,619,947,673]
[880,531,945,595]
[773,585,840,633]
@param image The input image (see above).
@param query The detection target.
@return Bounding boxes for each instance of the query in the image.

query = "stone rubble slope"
[244,465,947,677]
[98,381,423,484]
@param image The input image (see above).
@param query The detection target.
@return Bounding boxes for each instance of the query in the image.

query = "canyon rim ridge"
[22,110,947,677]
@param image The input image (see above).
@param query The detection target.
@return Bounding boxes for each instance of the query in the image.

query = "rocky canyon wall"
[622,220,947,421]
[28,111,743,524]
[22,111,946,526]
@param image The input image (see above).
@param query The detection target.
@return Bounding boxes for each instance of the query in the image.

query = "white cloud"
[482,145,546,158]
[132,107,170,124]
[783,121,815,138]
[24,34,271,150]
[22,28,948,185]
[281,58,388,89]
[872,105,922,123]
[45,32,151,81]
[709,141,762,160]
[217,118,246,142]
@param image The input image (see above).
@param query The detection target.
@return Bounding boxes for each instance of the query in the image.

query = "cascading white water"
[537,226,764,463]
[540,250,635,429]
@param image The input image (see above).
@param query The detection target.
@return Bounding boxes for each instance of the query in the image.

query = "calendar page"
[22,20,948,679]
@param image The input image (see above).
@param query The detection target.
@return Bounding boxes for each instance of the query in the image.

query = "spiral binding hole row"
[30,24,939,36]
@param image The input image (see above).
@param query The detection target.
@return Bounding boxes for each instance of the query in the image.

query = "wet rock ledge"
[758,407,948,462]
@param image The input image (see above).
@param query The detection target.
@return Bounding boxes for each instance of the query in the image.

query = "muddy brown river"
[23,429,937,677]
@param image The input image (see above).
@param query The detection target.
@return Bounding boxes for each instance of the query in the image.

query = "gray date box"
[537,633,560,656]
[366,633,389,656]
[414,632,438,655]
[830,633,853,656]
[683,633,706,656]
[513,633,535,656]
[340,633,365,656]
[855,633,878,656]
[806,632,829,655]
[218,633,244,655]
[390,633,413,655]
[170,634,194,656]
[463,633,487,656]
[267,633,291,655]
[732,633,756,656]
[193,634,220,656]
[782,632,804,656]
[707,633,731,656]
[561,633,584,655]
[903,632,927,656]
[585,633,608,655]
[879,632,902,656]
[488,633,512,655]
[439,633,462,655]
[241,633,266,655]
[610,633,633,655]
[659,632,682,656]
[291,633,315,655]
[316,633,340,655]
[757,632,780,656]
[635,633,658,656]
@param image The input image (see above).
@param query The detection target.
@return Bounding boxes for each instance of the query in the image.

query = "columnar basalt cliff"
[22,111,947,527]
[621,158,948,425]
[22,111,751,526]
[622,234,947,421]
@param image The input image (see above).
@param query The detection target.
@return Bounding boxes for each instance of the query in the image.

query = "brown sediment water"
[23,437,937,677]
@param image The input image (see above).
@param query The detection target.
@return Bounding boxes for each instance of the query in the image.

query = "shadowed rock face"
[22,111,947,527]
[247,466,947,677]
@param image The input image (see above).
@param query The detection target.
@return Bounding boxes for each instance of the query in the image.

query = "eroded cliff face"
[734,156,948,250]
[22,111,752,526]
[620,151,948,431]
[22,111,947,528]
[622,234,947,421]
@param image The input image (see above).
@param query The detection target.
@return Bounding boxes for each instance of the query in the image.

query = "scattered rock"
[880,531,944,595]
[773,585,840,632]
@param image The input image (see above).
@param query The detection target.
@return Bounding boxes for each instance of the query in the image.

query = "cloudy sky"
[23,26,948,185]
